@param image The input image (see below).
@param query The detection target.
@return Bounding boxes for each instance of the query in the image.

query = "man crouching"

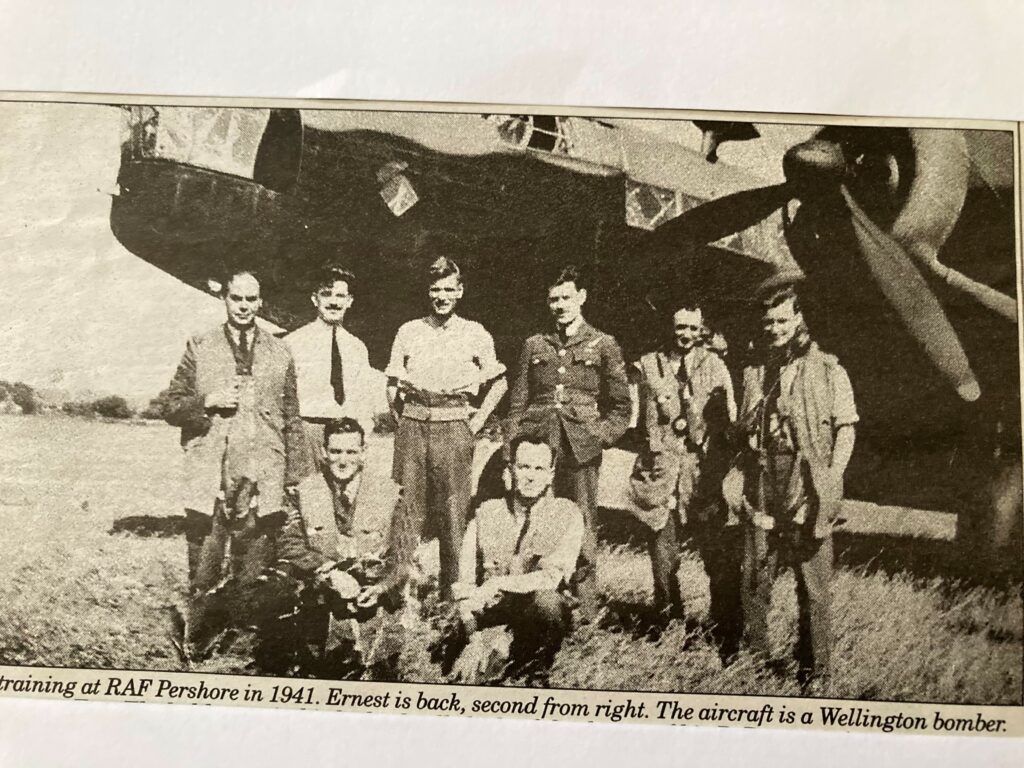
[446,436,583,685]
[254,417,414,679]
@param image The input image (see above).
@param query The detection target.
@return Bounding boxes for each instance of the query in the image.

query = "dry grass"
[0,415,1020,704]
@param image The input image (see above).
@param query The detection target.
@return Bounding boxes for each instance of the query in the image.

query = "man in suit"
[630,299,742,659]
[506,265,631,620]
[255,417,414,678]
[163,269,303,657]
[285,265,376,479]
[447,436,583,684]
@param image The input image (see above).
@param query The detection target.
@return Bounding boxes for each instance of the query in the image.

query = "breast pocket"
[572,349,601,391]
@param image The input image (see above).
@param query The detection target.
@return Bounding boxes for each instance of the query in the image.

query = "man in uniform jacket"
[631,300,742,660]
[163,270,302,654]
[448,436,583,684]
[506,265,631,619]
[725,285,857,692]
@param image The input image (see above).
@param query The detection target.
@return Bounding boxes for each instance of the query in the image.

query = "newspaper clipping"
[0,92,1020,737]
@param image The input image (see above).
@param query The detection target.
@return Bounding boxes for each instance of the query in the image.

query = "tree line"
[0,379,169,421]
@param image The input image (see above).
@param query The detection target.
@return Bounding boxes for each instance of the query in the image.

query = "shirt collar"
[316,317,346,333]
[326,472,361,505]
[225,322,258,344]
[425,313,462,331]
[546,319,594,348]
[510,490,551,518]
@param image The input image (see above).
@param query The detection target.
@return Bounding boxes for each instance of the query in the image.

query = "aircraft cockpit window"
[492,114,574,154]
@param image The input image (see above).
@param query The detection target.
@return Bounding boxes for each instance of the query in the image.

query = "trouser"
[184,504,270,594]
[553,452,601,619]
[648,511,685,619]
[648,515,743,657]
[393,417,475,601]
[692,523,744,661]
[251,581,405,680]
[741,524,833,682]
[185,509,212,590]
[453,590,573,684]
[184,506,282,647]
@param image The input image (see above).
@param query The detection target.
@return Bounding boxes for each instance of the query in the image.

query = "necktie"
[513,506,532,555]
[330,326,345,405]
[331,481,354,535]
[237,328,251,375]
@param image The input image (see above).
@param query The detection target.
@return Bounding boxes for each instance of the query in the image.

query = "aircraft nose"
[783,139,846,188]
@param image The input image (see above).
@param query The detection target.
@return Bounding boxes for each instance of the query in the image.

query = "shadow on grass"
[594,504,1021,589]
[594,506,653,550]
[110,514,187,538]
[833,530,955,581]
[598,598,707,644]
[834,531,1023,588]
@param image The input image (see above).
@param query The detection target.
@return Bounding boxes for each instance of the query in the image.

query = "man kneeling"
[255,417,413,679]
[448,436,583,684]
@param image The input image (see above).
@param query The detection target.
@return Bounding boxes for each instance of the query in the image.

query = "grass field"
[0,415,1020,703]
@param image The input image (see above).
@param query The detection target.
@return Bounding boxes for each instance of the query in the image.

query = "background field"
[0,415,1020,704]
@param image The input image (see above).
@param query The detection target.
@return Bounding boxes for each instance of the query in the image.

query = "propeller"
[842,186,980,401]
[650,137,987,402]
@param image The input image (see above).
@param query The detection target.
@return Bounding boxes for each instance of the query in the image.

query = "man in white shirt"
[286,266,376,479]
[386,256,507,601]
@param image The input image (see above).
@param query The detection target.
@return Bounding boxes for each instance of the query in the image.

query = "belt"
[401,404,471,422]
[751,508,809,529]
[402,388,470,407]
[401,388,471,421]
[532,395,599,413]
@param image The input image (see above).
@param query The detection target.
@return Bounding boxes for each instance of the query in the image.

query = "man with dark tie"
[446,436,583,684]
[255,417,415,678]
[630,299,741,660]
[286,265,376,479]
[162,269,302,657]
[506,265,632,620]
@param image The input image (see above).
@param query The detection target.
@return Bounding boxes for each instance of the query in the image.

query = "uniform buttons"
[558,349,566,357]
[555,383,564,390]
[557,366,566,374]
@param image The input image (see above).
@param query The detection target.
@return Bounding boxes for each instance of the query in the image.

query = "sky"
[0,102,232,404]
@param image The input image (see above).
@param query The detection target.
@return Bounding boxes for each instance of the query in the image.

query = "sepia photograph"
[0,94,1020,729]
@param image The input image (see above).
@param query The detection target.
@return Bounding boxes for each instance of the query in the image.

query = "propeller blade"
[842,186,981,401]
[647,183,792,248]
[903,242,1018,321]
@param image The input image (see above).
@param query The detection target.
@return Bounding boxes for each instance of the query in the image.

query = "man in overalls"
[163,270,303,659]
